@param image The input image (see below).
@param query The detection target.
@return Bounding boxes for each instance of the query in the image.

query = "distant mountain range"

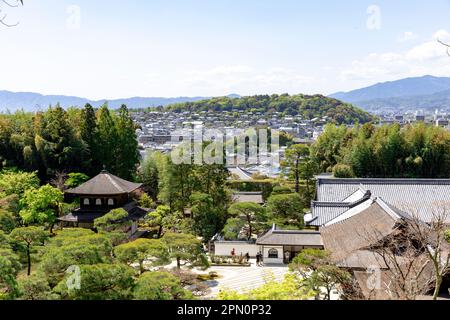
[0,90,241,112]
[330,75,450,113]
[3,75,450,114]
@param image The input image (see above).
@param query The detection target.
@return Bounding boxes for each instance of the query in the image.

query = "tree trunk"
[295,160,300,194]
[27,246,31,276]
[177,257,181,269]
[158,225,163,238]
[433,275,442,300]
[326,287,331,300]
[247,215,252,241]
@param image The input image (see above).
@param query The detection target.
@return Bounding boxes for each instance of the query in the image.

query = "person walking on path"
[256,252,261,267]
[258,252,264,267]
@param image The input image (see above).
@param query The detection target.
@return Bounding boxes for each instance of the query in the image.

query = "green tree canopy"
[282,144,311,193]
[219,273,314,300]
[64,172,90,189]
[54,263,135,300]
[115,105,140,180]
[114,238,170,274]
[133,271,194,300]
[39,229,113,287]
[167,94,373,125]
[34,105,87,177]
[10,226,49,276]
[0,247,22,299]
[266,193,304,229]
[225,202,267,240]
[19,185,63,232]
[0,170,39,198]
[0,209,16,233]
[190,193,223,242]
[17,274,58,300]
[80,104,102,176]
[161,232,209,270]
[289,249,353,300]
[96,104,119,173]
[145,205,180,238]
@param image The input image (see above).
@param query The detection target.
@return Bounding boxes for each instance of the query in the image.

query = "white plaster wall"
[214,242,259,257]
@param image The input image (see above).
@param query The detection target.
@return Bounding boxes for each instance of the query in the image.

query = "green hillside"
[166,94,374,124]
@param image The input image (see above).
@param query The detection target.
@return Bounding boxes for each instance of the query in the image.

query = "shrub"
[333,164,355,178]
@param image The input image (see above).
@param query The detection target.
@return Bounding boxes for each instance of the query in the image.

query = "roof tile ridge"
[105,173,125,193]
[312,201,352,208]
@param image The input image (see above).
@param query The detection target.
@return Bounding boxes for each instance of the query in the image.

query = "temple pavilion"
[59,170,149,235]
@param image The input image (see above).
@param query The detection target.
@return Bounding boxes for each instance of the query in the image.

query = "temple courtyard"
[204,260,289,298]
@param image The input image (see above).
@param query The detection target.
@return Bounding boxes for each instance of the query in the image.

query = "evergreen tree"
[115,105,139,180]
[96,104,118,173]
[34,105,87,178]
[80,104,101,176]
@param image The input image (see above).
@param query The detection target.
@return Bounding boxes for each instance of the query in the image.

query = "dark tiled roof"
[66,171,142,196]
[256,227,323,247]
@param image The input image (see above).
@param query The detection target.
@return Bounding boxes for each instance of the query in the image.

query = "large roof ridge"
[313,191,372,209]
[271,229,321,234]
[318,178,450,185]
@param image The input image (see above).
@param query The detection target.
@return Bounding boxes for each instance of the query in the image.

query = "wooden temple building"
[59,170,149,236]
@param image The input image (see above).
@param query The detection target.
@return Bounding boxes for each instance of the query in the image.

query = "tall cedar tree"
[96,104,119,173]
[80,104,102,176]
[115,105,140,180]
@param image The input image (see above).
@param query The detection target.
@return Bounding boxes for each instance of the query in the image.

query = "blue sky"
[1,0,450,99]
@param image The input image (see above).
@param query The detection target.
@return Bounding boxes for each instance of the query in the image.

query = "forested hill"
[166,94,374,124]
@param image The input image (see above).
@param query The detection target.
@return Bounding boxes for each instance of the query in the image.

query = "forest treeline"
[0,104,139,181]
[311,123,450,178]
[165,94,374,125]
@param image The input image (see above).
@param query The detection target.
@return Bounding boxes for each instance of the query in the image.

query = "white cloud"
[398,31,417,42]
[341,30,450,83]
[180,66,314,96]
[197,65,254,76]
[433,29,450,41]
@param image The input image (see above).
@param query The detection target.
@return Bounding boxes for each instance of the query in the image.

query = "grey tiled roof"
[256,227,323,247]
[313,178,450,224]
[309,191,372,226]
[309,204,350,227]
